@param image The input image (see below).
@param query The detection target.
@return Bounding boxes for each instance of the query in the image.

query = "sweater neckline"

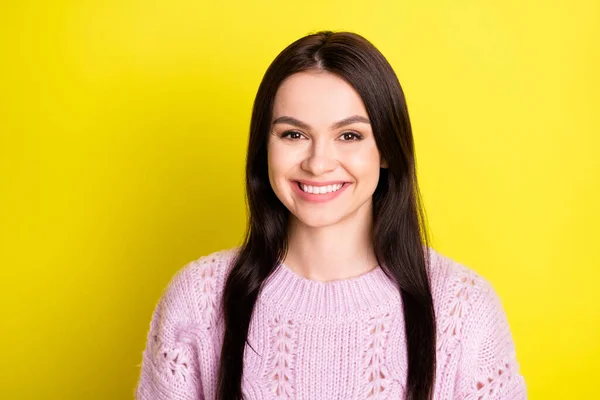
[259,261,401,320]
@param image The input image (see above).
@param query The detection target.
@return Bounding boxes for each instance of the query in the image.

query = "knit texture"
[135,247,527,399]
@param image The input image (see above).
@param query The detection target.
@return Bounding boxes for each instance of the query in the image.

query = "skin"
[267,70,388,282]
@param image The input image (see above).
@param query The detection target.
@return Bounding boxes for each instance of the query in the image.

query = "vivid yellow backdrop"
[1,0,598,398]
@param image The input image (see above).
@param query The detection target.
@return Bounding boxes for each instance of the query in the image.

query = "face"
[267,70,387,228]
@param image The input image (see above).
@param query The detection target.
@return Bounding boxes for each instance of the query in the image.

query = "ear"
[380,158,389,169]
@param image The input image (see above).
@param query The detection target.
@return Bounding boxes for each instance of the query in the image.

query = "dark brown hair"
[218,30,435,399]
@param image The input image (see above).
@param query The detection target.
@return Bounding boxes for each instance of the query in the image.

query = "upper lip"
[294,179,350,186]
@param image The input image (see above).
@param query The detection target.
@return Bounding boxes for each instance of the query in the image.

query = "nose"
[301,140,338,176]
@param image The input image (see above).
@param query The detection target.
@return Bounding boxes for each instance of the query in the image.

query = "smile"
[291,180,351,203]
[298,183,343,194]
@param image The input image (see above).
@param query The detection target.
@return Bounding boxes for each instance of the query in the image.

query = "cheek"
[268,150,283,177]
[267,152,279,191]
[345,146,382,179]
[268,141,305,176]
[267,143,294,189]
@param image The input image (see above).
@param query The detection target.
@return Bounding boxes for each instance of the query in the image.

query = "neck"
[284,201,378,282]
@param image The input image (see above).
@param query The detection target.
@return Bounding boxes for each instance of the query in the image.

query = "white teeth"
[299,183,344,194]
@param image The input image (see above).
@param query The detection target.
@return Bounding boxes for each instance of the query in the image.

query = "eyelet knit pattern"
[192,255,219,329]
[438,264,482,354]
[268,316,297,398]
[150,337,191,382]
[362,312,393,398]
[135,247,527,399]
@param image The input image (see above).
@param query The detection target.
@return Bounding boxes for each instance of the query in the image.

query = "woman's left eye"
[339,132,363,141]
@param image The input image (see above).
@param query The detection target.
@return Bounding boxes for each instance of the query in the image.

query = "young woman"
[135,31,526,400]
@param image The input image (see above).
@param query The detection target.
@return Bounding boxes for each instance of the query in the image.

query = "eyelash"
[280,130,364,142]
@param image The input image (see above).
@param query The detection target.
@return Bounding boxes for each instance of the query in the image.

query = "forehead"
[272,71,368,125]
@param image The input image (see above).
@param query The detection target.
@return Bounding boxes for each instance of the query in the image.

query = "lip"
[291,180,351,203]
[295,179,349,186]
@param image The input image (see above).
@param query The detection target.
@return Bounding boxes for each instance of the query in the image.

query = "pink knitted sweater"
[135,247,526,399]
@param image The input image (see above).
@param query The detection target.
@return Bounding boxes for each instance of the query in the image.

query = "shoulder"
[426,247,515,352]
[136,248,240,398]
[426,246,496,306]
[426,247,504,336]
[425,250,527,397]
[156,247,240,330]
[175,247,240,288]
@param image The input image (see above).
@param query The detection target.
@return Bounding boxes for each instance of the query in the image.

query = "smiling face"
[267,70,386,228]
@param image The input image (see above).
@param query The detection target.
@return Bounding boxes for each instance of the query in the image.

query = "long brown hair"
[218,30,435,400]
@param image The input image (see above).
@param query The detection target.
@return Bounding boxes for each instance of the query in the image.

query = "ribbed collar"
[258,262,401,321]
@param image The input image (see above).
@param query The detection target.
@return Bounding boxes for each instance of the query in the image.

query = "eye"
[339,132,363,142]
[280,130,305,140]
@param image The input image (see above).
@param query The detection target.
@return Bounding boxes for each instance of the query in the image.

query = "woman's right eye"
[281,131,304,140]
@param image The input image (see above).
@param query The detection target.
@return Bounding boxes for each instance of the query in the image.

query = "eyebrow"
[271,115,371,130]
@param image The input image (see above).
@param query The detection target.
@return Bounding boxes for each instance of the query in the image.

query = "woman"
[135,31,526,399]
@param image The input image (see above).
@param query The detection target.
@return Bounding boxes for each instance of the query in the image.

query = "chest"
[239,305,408,399]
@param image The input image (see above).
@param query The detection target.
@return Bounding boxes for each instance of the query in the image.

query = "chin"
[292,211,345,229]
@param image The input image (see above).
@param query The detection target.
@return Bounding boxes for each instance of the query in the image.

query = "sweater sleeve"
[135,265,204,400]
[457,278,527,400]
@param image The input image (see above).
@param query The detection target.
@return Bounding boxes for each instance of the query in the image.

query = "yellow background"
[1,1,598,398]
